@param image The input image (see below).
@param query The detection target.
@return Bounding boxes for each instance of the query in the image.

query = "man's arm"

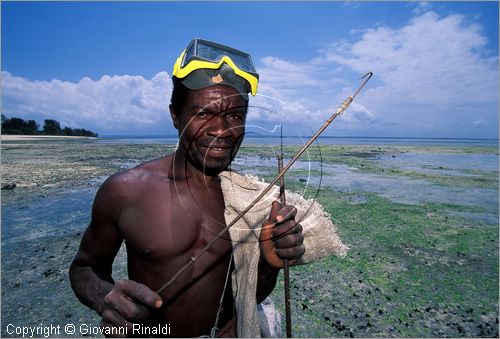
[69,175,163,335]
[256,201,305,303]
[69,176,125,314]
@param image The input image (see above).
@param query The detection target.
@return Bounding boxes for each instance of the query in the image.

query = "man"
[69,39,347,338]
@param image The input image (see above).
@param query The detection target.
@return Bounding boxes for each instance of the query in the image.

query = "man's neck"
[168,150,222,185]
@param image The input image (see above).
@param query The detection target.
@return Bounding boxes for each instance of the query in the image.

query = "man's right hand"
[100,280,163,337]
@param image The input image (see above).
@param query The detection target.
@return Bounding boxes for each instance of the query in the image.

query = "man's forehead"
[186,86,247,109]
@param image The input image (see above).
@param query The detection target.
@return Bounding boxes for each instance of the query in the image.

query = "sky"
[2,1,499,138]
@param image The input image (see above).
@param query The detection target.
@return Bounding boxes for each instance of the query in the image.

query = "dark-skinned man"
[69,39,348,338]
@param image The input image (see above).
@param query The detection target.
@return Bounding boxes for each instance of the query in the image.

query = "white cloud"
[326,12,497,105]
[256,11,498,138]
[343,102,378,124]
[255,56,345,127]
[259,56,323,89]
[2,71,172,134]
[2,10,497,138]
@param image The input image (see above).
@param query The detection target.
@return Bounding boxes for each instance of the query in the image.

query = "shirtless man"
[69,39,305,337]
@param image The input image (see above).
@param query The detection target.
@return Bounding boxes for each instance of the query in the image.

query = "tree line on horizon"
[1,115,98,137]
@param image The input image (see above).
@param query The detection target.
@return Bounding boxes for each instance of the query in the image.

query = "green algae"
[270,187,498,337]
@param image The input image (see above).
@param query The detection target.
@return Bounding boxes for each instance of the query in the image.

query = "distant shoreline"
[1,134,497,147]
[1,134,97,141]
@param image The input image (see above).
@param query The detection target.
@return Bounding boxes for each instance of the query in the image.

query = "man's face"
[171,85,247,176]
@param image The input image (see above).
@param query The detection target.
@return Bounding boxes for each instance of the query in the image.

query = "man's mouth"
[197,141,233,155]
[194,138,238,160]
[201,145,232,152]
[199,140,234,151]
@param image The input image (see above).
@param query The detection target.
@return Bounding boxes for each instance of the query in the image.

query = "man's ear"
[169,104,179,130]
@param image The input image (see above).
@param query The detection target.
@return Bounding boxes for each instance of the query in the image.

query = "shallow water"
[449,211,499,224]
[233,155,499,214]
[378,153,499,174]
[305,174,498,211]
[1,187,96,245]
[231,155,322,173]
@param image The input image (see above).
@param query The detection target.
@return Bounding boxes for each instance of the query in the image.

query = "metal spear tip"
[360,71,373,80]
[352,71,373,99]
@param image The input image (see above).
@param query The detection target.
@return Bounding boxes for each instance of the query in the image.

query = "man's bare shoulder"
[99,155,173,200]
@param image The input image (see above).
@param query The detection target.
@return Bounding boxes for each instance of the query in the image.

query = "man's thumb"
[260,200,284,268]
[268,200,282,222]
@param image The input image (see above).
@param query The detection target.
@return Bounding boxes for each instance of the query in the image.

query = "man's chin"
[202,159,232,176]
[187,145,239,175]
[201,147,235,168]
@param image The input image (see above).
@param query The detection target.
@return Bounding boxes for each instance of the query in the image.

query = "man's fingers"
[101,280,163,336]
[267,200,282,222]
[115,280,163,309]
[267,201,297,224]
[276,205,297,223]
[272,221,302,239]
[104,291,150,322]
[276,244,305,261]
[273,230,304,249]
[261,202,305,268]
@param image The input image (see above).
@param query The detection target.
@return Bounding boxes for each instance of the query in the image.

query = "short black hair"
[170,76,191,115]
[170,76,249,115]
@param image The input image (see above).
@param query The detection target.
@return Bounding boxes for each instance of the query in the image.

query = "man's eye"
[226,113,244,120]
[197,111,211,118]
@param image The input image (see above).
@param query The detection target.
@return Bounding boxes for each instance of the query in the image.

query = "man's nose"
[206,116,231,138]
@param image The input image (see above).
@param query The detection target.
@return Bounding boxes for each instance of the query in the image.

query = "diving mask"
[172,39,259,97]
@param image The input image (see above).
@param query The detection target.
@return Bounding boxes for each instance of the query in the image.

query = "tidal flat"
[1,140,498,337]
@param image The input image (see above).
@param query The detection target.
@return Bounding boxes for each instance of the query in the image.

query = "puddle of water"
[449,211,499,225]
[232,156,282,168]
[232,155,324,172]
[235,155,498,212]
[1,186,98,245]
[379,153,499,176]
[303,173,498,211]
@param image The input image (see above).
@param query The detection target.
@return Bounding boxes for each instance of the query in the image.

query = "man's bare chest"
[117,180,231,262]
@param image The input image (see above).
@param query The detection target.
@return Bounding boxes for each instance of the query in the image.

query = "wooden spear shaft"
[156,72,373,296]
[278,127,292,337]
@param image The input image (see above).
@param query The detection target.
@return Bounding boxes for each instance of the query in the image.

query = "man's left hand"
[260,200,305,268]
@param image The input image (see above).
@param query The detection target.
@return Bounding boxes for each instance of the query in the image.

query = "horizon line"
[98,134,499,142]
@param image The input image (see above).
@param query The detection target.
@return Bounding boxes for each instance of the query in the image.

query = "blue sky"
[2,1,498,138]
